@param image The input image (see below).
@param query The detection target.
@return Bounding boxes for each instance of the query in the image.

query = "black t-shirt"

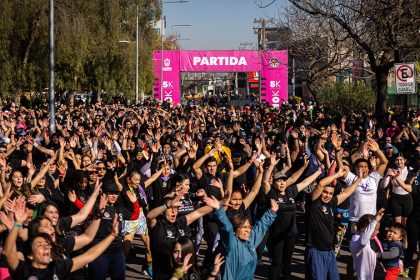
[198,173,226,200]
[56,236,75,260]
[149,177,171,209]
[150,216,188,280]
[92,204,131,254]
[306,196,338,250]
[59,216,73,233]
[11,259,73,280]
[267,185,298,236]
[199,172,226,222]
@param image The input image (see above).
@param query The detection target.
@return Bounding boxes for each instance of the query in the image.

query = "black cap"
[273,172,287,181]
[102,180,120,193]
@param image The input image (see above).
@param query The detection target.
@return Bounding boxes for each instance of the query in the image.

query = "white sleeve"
[343,171,356,186]
[370,171,383,184]
[350,220,377,253]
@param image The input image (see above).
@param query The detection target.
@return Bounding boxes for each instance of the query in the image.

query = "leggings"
[403,216,420,269]
[268,233,295,280]
[88,250,126,280]
[202,220,219,268]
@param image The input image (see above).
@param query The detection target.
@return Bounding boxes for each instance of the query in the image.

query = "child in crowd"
[350,209,385,280]
[376,223,406,280]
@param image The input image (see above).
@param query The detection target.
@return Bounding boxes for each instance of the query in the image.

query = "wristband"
[210,272,218,277]
[14,222,23,227]
[33,142,39,148]
[162,203,168,211]
[172,268,185,279]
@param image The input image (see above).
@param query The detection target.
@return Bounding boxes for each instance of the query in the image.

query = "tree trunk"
[374,69,389,121]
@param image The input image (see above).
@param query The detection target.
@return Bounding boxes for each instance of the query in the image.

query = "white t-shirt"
[387,166,409,195]
[343,171,382,222]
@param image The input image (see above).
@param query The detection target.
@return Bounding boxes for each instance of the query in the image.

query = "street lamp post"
[135,5,139,105]
[49,0,56,133]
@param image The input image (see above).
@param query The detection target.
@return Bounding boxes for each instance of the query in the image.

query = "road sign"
[395,63,417,94]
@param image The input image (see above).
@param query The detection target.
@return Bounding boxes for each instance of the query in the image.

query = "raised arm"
[286,155,309,186]
[71,215,118,272]
[243,163,264,209]
[337,172,363,205]
[73,218,101,251]
[222,161,235,210]
[69,181,101,228]
[263,154,279,195]
[231,159,253,179]
[30,156,56,188]
[296,168,322,193]
[368,138,388,176]
[147,195,183,228]
[388,169,413,193]
[3,197,28,271]
[311,169,344,201]
[192,149,215,180]
[144,167,164,188]
[185,205,213,226]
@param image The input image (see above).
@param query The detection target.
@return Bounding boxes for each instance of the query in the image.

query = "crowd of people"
[0,97,419,280]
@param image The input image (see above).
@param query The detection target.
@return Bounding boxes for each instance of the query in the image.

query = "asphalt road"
[124,213,415,279]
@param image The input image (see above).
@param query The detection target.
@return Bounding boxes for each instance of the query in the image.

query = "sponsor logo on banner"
[162,58,172,71]
[192,56,247,66]
[269,57,280,68]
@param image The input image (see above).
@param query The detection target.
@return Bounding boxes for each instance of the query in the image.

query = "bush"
[318,82,376,115]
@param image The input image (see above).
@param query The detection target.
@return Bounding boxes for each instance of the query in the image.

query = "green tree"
[0,0,161,102]
[318,82,376,115]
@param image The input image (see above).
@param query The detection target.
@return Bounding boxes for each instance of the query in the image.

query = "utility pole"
[253,18,272,50]
[49,0,56,133]
[135,5,139,105]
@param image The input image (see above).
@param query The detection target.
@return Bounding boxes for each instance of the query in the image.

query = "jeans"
[88,249,126,280]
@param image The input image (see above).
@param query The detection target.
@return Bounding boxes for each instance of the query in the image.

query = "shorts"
[390,193,413,217]
[122,210,148,235]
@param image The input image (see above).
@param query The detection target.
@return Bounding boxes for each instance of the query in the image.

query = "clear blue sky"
[164,0,287,50]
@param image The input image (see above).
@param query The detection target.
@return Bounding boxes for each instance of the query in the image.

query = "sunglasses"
[106,191,120,195]
[89,171,98,174]
[97,167,106,170]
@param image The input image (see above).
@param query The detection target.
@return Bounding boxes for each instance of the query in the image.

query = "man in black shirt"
[305,169,362,279]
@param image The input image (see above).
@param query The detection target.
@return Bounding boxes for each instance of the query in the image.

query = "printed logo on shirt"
[359,182,373,192]
[53,275,59,280]
[162,182,168,188]
[189,273,199,280]
[179,229,185,236]
[277,197,284,203]
[28,277,38,280]
[103,211,111,219]
[322,206,329,215]
[167,230,174,239]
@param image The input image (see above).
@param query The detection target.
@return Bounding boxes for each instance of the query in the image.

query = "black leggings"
[268,233,296,280]
[404,216,420,269]
[202,220,219,268]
